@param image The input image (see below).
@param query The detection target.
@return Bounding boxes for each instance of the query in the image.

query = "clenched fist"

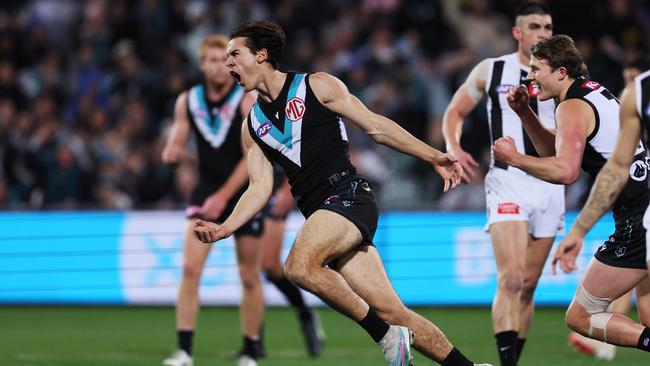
[193,219,230,243]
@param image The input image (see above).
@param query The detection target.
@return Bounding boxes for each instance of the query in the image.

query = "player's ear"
[556,66,568,81]
[512,25,522,42]
[256,48,268,65]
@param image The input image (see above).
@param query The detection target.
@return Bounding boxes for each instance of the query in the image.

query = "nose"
[226,56,234,68]
[526,70,534,80]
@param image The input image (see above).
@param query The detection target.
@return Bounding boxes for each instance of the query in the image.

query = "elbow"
[556,169,579,185]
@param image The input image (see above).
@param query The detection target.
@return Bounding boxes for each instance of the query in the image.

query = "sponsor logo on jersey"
[256,122,272,137]
[528,82,539,97]
[629,160,648,181]
[497,202,520,214]
[285,97,306,121]
[581,80,601,90]
[496,84,516,94]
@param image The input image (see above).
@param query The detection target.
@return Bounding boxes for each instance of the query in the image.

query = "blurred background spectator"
[0,0,648,210]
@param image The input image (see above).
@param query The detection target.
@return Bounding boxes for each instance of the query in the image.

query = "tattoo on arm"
[574,163,627,234]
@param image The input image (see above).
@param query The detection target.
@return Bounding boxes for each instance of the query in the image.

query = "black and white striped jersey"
[485,52,556,172]
[564,78,648,209]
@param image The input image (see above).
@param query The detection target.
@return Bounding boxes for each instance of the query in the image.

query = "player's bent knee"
[570,285,614,340]
[283,260,309,287]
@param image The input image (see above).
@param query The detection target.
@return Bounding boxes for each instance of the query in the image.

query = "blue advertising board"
[0,210,617,305]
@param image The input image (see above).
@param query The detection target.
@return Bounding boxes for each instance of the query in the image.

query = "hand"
[492,136,518,166]
[551,230,584,274]
[201,192,229,220]
[447,145,479,183]
[161,145,185,165]
[193,219,230,243]
[506,84,531,115]
[433,152,462,192]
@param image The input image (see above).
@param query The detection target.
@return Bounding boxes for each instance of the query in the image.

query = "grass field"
[0,306,647,365]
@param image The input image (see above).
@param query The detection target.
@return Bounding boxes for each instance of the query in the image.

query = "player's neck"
[557,78,576,103]
[257,70,287,103]
[517,48,531,68]
[205,78,234,101]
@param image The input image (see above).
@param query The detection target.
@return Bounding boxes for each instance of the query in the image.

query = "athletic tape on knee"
[575,285,614,342]
[590,313,614,343]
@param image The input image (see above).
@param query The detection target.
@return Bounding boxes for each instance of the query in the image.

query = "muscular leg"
[177,220,212,330]
[636,275,650,327]
[262,216,322,357]
[285,210,477,364]
[490,221,528,334]
[518,236,554,338]
[235,234,264,338]
[283,210,370,321]
[566,259,647,347]
[336,245,455,362]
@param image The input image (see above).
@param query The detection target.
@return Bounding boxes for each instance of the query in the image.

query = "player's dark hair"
[230,20,285,69]
[531,35,589,79]
[515,2,552,18]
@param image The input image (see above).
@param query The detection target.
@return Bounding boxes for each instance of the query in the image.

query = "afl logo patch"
[285,97,305,121]
[257,122,272,137]
[629,160,648,181]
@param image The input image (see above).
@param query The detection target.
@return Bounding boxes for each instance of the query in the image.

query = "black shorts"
[594,204,647,270]
[187,180,264,238]
[314,174,379,244]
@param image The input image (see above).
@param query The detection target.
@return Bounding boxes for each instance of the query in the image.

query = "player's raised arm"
[309,72,461,192]
[506,83,557,156]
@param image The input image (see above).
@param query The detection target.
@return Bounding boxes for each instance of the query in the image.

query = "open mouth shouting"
[230,71,242,85]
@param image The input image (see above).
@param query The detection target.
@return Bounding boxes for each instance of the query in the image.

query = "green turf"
[0,306,647,365]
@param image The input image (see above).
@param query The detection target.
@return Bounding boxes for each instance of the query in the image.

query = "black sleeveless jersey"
[564,78,649,210]
[247,72,355,216]
[636,70,650,153]
[186,83,245,186]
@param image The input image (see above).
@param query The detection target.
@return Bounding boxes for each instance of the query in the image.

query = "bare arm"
[309,72,461,191]
[506,84,557,156]
[161,92,191,164]
[194,123,274,243]
[552,85,641,274]
[442,59,488,182]
[571,85,641,236]
[493,99,592,184]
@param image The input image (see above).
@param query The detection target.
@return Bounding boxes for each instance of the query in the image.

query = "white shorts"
[484,168,566,238]
[642,205,650,262]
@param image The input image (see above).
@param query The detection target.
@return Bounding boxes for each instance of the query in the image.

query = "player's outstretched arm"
[310,72,461,191]
[194,122,274,243]
[442,59,488,183]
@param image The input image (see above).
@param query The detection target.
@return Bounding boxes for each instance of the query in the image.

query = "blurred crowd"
[0,0,648,210]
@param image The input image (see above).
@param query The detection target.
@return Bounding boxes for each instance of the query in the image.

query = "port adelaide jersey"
[565,78,648,209]
[186,83,246,186]
[247,72,355,216]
